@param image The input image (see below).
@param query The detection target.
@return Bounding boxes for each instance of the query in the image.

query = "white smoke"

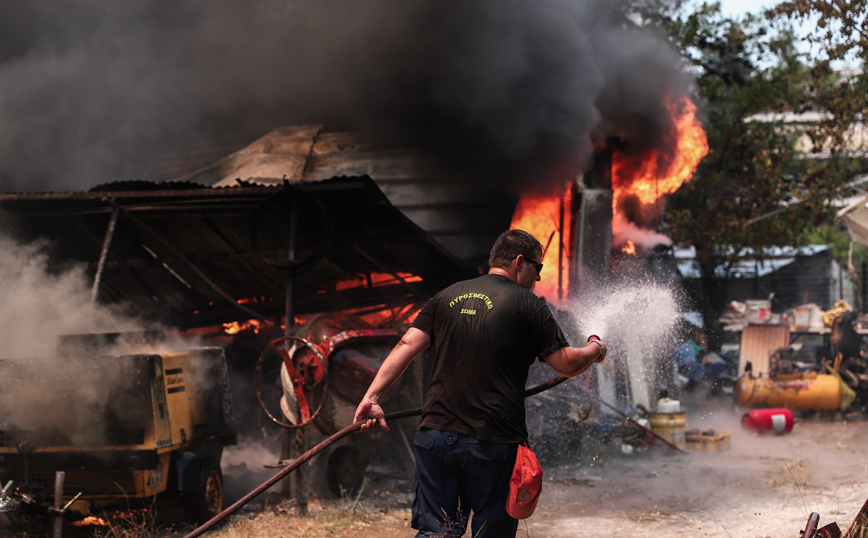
[612,212,673,250]
[0,234,145,358]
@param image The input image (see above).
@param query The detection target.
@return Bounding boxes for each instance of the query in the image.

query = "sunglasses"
[516,256,543,274]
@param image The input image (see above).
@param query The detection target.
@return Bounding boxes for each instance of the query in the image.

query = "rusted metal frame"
[1,202,269,219]
[0,213,31,244]
[52,471,64,538]
[558,183,565,303]
[161,284,423,329]
[91,204,121,303]
[89,249,261,269]
[318,329,400,358]
[0,186,285,202]
[804,513,821,538]
[0,178,375,202]
[121,210,262,320]
[820,522,842,538]
[194,212,279,294]
[846,495,868,538]
[283,196,309,515]
[346,240,426,297]
[802,514,843,538]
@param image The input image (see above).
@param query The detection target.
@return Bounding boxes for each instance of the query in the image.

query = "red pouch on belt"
[506,442,542,519]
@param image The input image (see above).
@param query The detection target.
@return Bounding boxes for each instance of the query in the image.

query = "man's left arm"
[354,327,431,432]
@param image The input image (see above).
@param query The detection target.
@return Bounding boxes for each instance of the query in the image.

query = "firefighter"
[353,229,606,538]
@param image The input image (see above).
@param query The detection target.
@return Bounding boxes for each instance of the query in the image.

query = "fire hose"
[183,373,682,538]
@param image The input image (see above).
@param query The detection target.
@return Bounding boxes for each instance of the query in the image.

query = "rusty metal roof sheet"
[186,126,516,269]
[0,176,473,328]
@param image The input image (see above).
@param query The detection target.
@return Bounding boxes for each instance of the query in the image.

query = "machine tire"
[183,456,224,526]
[326,446,364,498]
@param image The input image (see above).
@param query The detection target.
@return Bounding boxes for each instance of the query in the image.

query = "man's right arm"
[353,327,431,432]
[542,340,607,377]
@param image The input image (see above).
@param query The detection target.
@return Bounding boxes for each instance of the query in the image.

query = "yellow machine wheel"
[183,457,223,525]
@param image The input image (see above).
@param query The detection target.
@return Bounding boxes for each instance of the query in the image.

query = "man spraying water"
[354,229,607,537]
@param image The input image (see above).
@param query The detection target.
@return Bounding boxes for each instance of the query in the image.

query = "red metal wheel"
[254,335,329,429]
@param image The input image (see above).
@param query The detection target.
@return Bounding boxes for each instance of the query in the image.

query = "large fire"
[510,94,708,298]
[509,181,573,305]
[611,95,708,243]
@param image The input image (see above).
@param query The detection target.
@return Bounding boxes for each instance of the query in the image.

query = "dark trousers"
[411,428,518,537]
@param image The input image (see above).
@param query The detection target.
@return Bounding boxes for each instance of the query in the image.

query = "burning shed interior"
[0,118,710,528]
[0,0,734,532]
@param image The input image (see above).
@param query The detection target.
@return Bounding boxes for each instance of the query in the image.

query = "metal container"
[647,412,687,450]
[734,372,841,410]
[741,408,794,435]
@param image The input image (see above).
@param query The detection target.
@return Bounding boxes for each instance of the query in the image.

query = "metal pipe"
[91,205,120,303]
[53,471,65,538]
[285,195,308,516]
[182,408,419,538]
[802,512,820,538]
[595,398,685,454]
[183,375,573,538]
[121,211,263,320]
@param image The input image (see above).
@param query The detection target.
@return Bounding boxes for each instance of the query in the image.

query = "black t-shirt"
[410,273,569,443]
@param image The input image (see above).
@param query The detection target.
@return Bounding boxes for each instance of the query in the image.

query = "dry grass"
[769,458,811,488]
[210,501,411,538]
[64,499,410,538]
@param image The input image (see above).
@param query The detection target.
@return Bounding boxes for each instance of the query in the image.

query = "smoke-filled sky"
[0,0,690,193]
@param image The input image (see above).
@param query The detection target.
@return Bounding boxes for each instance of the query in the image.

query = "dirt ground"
[244,411,868,538]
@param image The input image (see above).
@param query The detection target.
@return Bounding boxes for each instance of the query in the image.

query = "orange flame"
[509,181,573,305]
[613,95,707,208]
[223,319,269,335]
[334,272,422,291]
[621,240,636,255]
[510,94,706,291]
[611,95,708,251]
[73,516,109,526]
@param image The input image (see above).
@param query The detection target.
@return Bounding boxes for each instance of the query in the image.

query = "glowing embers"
[509,182,573,305]
[72,508,149,527]
[73,516,109,527]
[223,319,271,335]
[332,272,422,292]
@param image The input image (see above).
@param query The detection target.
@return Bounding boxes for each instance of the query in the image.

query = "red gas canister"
[741,408,794,435]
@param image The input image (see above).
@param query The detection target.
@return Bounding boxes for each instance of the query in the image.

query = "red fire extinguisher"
[741,408,794,435]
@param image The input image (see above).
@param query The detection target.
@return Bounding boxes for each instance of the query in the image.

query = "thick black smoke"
[0,0,689,192]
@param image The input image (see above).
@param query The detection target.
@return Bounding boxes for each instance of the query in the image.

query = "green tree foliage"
[645,2,866,277]
[769,0,868,169]
[661,3,823,277]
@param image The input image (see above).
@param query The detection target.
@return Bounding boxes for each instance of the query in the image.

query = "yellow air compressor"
[734,371,842,410]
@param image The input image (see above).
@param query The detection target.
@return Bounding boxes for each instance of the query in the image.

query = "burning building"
[0,0,715,526]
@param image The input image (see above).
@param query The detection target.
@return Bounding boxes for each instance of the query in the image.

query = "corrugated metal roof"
[0,176,474,329]
[182,126,516,268]
[675,245,833,279]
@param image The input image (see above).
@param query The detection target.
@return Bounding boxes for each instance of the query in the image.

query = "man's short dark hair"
[489,229,543,270]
